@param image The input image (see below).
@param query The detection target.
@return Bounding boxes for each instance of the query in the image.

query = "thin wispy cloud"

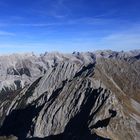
[100,33,140,50]
[0,0,140,53]
[17,17,128,27]
[47,0,70,18]
[16,23,58,27]
[0,30,15,36]
[0,17,114,27]
[1,27,140,51]
[29,0,70,19]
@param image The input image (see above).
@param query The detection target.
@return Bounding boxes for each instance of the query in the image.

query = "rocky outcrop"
[0,50,140,140]
[0,52,96,92]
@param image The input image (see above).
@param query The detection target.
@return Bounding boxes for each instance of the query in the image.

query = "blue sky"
[0,0,140,53]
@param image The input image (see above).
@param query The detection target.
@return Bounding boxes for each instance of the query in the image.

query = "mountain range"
[0,50,140,140]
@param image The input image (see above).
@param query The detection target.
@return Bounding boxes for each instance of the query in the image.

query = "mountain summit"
[0,50,140,140]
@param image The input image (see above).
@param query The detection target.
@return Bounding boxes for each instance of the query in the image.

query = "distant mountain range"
[0,50,140,140]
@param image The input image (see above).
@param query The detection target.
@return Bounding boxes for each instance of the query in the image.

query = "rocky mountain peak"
[0,50,140,140]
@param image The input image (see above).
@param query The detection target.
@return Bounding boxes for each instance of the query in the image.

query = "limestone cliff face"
[0,50,140,140]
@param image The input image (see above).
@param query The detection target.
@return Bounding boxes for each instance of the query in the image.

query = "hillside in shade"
[0,50,140,140]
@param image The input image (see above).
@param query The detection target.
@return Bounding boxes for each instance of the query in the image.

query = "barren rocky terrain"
[0,50,140,140]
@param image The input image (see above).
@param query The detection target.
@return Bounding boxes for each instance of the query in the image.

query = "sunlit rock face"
[0,50,140,140]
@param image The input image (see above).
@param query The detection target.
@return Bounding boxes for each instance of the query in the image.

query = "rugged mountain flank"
[0,50,140,140]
